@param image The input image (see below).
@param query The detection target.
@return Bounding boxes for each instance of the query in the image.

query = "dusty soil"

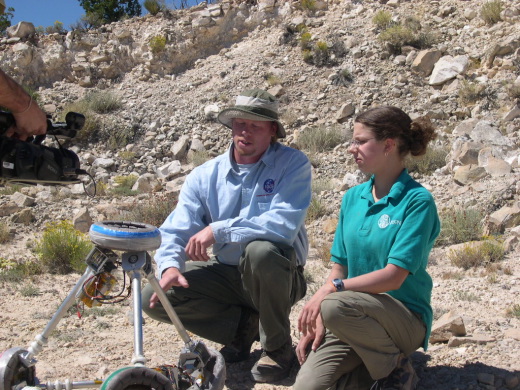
[0,245,519,390]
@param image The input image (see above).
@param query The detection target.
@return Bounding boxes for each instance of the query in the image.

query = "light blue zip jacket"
[155,142,312,275]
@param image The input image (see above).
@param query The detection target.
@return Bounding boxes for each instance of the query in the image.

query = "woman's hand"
[296,315,325,365]
[298,282,334,336]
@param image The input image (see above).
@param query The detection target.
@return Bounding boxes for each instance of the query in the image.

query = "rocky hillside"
[0,0,519,389]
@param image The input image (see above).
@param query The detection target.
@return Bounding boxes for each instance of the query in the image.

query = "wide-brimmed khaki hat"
[217,89,286,138]
[0,0,6,14]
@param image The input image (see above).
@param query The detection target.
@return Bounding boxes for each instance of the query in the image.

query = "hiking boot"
[251,340,295,383]
[370,354,419,390]
[219,308,259,363]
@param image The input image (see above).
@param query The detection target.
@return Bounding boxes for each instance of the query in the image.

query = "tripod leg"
[145,274,193,346]
[128,270,146,366]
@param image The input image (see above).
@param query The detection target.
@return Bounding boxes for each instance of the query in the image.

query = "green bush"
[149,35,167,54]
[34,220,93,274]
[300,0,316,11]
[481,0,502,25]
[448,239,504,270]
[144,0,165,15]
[45,21,66,34]
[299,32,312,50]
[378,24,415,54]
[436,208,483,246]
[296,125,346,154]
[372,10,393,31]
[111,175,139,196]
[406,146,448,175]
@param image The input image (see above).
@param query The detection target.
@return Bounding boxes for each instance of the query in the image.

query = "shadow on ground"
[413,352,520,390]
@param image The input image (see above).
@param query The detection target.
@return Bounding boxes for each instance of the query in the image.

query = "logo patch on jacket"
[263,179,275,193]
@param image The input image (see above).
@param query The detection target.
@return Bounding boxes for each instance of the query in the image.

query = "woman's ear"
[384,138,396,154]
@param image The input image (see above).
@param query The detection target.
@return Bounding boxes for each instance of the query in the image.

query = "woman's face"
[348,122,387,174]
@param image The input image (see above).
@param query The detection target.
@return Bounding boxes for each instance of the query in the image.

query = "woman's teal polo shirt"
[330,169,440,350]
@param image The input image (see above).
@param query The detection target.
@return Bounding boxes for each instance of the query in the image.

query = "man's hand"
[185,226,216,262]
[148,267,189,308]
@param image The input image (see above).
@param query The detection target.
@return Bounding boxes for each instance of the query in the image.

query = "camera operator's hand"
[0,68,47,140]
[148,267,189,308]
[8,100,47,141]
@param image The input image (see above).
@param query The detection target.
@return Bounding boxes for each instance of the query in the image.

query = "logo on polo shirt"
[378,214,402,229]
[263,178,275,193]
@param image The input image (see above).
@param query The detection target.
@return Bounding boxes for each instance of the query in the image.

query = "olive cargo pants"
[141,240,307,351]
[293,291,426,390]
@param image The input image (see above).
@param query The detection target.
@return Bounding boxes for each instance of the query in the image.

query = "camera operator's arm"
[0,68,47,140]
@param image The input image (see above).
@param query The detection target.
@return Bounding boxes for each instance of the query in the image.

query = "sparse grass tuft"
[312,240,333,269]
[296,125,346,154]
[453,290,480,302]
[506,304,520,319]
[506,83,520,100]
[372,10,393,31]
[84,91,123,114]
[189,150,212,167]
[448,239,505,270]
[306,196,328,223]
[119,150,136,161]
[115,194,177,227]
[406,146,448,175]
[20,283,40,297]
[458,80,486,106]
[0,260,43,282]
[34,220,93,274]
[436,208,483,246]
[0,222,11,244]
[480,0,502,25]
[265,73,282,86]
[312,177,335,195]
[0,184,22,195]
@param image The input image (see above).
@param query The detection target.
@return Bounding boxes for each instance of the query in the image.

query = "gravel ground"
[1,245,519,390]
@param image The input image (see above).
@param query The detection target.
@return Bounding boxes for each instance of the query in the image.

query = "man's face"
[231,118,277,164]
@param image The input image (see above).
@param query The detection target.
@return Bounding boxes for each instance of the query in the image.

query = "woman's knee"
[294,367,329,390]
[321,291,361,330]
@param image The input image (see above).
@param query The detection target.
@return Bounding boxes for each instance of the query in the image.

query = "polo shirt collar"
[361,169,412,203]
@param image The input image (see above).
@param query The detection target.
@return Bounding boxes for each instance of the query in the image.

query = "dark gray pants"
[142,240,307,351]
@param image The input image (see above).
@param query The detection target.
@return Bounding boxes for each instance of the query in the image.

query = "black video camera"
[0,111,87,185]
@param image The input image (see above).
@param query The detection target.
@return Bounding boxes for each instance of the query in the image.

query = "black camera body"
[0,111,86,185]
